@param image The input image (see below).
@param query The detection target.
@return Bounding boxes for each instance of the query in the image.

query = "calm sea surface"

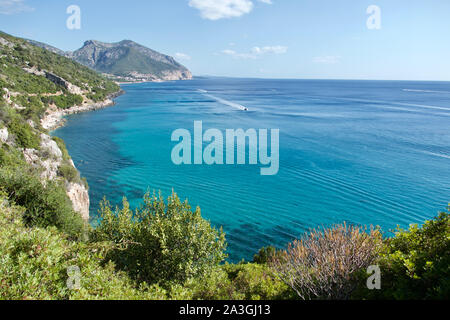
[54,78,450,261]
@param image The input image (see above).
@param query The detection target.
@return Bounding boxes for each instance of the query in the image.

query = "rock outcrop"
[44,72,84,95]
[66,182,90,221]
[0,127,8,144]
[41,96,117,131]
[22,133,90,221]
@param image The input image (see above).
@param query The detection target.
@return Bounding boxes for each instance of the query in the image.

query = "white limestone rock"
[0,127,8,144]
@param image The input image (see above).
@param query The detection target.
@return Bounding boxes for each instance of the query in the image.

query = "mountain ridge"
[27,38,192,82]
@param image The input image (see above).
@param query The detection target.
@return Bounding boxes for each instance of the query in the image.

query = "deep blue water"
[54,78,450,262]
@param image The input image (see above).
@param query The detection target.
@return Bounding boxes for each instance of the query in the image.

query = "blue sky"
[1,0,450,80]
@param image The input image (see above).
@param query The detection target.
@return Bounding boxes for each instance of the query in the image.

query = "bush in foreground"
[0,192,166,300]
[0,165,86,239]
[92,192,227,286]
[271,223,383,300]
[361,209,450,300]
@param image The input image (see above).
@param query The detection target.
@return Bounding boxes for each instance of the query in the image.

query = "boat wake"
[197,89,248,111]
[403,89,450,94]
[419,150,450,160]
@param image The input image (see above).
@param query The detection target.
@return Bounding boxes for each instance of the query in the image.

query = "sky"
[1,0,450,81]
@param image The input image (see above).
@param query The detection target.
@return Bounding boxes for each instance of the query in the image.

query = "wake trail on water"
[403,89,450,94]
[419,150,450,160]
[334,97,450,112]
[197,89,249,111]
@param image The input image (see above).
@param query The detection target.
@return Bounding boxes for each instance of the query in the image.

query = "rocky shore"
[41,90,125,131]
[36,89,125,220]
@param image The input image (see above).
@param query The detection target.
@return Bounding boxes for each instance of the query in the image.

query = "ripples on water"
[54,78,450,262]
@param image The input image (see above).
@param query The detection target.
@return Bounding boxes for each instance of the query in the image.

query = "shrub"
[253,246,278,264]
[45,94,83,109]
[57,162,80,183]
[361,209,450,300]
[0,145,24,167]
[176,263,293,300]
[223,263,294,300]
[0,193,167,300]
[7,117,40,149]
[92,192,227,285]
[52,136,70,161]
[0,165,86,238]
[271,223,383,300]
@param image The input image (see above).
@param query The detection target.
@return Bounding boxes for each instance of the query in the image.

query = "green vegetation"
[92,192,227,285]
[0,165,86,239]
[360,210,450,300]
[41,93,84,109]
[0,31,120,111]
[52,136,70,161]
[0,31,119,242]
[7,117,40,149]
[0,144,23,167]
[96,46,180,77]
[0,192,166,300]
[0,63,58,94]
[57,162,81,183]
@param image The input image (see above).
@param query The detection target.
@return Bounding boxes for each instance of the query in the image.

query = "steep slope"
[26,39,72,58]
[71,40,192,82]
[0,31,121,223]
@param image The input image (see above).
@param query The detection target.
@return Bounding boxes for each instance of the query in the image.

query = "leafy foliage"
[7,116,40,149]
[42,93,83,109]
[57,162,80,183]
[253,246,279,264]
[0,165,86,239]
[178,263,293,300]
[0,193,166,300]
[92,192,227,285]
[359,209,450,300]
[52,136,70,161]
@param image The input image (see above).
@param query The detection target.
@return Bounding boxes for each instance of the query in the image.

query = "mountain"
[71,40,192,82]
[28,38,192,82]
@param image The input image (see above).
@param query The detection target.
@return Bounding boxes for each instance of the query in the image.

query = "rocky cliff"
[21,133,90,220]
[1,31,122,222]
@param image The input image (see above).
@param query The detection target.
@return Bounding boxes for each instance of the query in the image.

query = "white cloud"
[313,55,341,64]
[0,0,33,15]
[222,45,287,59]
[175,52,191,60]
[252,46,287,55]
[222,49,256,59]
[188,0,271,20]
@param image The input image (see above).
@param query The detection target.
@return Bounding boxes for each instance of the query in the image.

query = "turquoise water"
[54,78,450,262]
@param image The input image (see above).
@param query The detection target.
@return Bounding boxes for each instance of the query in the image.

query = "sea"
[53,78,450,262]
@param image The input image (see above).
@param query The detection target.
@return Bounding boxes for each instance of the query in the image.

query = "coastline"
[39,89,125,221]
[41,89,125,131]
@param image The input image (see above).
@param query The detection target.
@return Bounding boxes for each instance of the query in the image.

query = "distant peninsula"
[27,39,193,83]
